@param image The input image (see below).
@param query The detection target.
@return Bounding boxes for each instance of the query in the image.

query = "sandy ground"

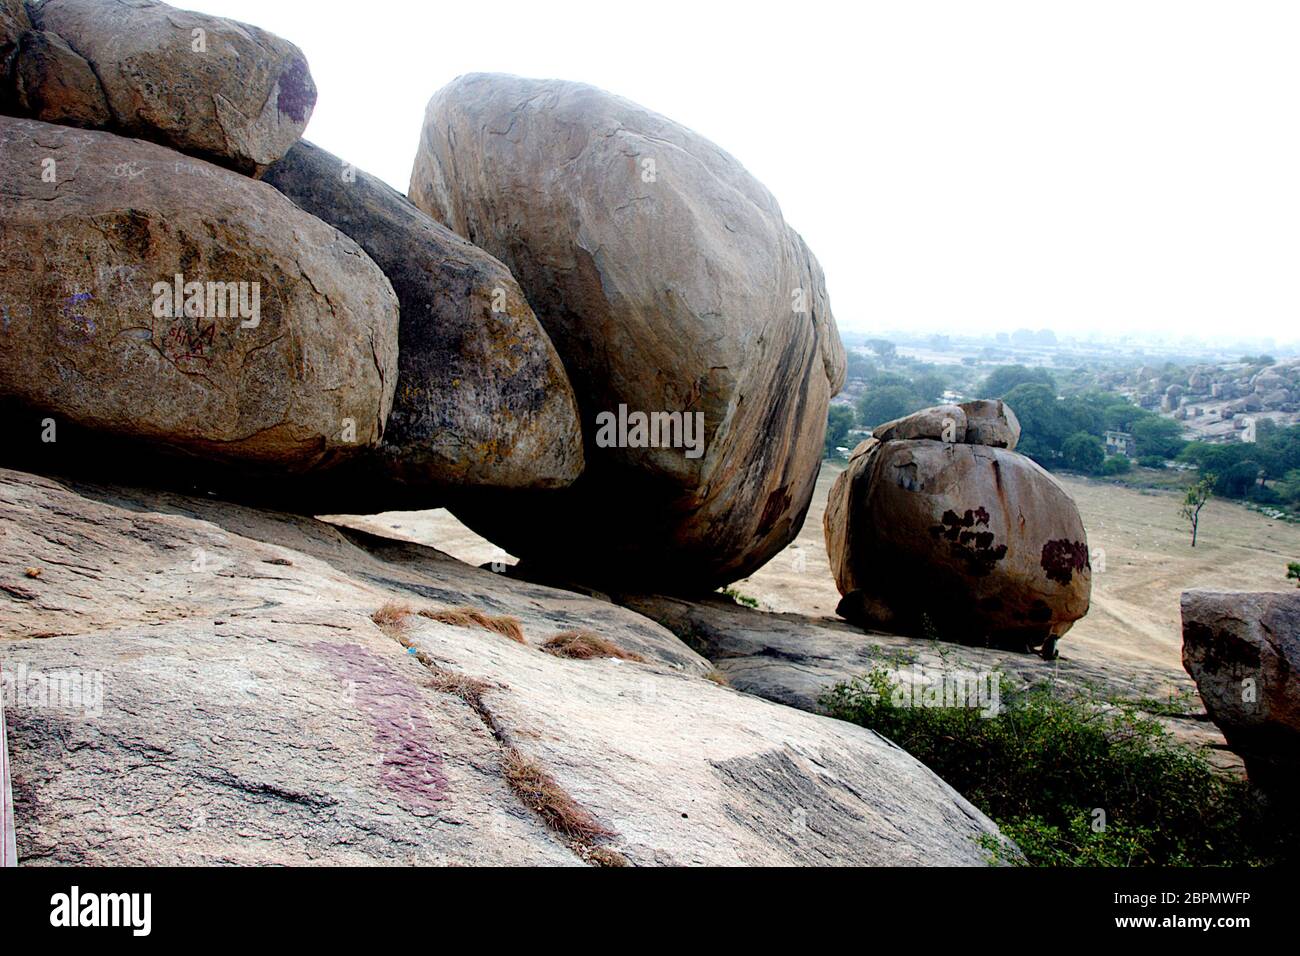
[327,464,1300,688]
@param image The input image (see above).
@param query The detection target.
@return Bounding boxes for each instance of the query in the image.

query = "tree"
[911,371,947,405]
[857,385,922,428]
[1003,383,1072,465]
[824,404,855,457]
[983,365,1057,398]
[865,339,897,360]
[1180,475,1216,547]
[1062,432,1105,474]
[1101,455,1132,475]
[1288,562,1300,587]
[1130,416,1187,460]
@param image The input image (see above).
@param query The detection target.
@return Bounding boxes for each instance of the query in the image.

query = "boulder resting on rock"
[263,140,584,508]
[409,73,845,594]
[0,116,398,473]
[25,0,316,173]
[825,404,1090,656]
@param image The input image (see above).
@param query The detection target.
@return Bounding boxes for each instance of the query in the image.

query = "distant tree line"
[981,365,1300,510]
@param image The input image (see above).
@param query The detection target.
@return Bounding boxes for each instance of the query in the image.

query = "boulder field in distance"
[410,73,846,595]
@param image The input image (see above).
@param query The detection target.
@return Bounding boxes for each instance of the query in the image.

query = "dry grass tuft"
[424,668,493,711]
[502,748,615,842]
[703,669,731,687]
[419,606,525,644]
[540,629,645,663]
[371,601,415,633]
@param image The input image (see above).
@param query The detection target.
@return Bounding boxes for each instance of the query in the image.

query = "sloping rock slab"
[0,466,1004,865]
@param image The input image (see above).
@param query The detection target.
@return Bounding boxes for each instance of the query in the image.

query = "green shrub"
[820,668,1293,866]
[1101,455,1132,475]
[1288,561,1300,586]
[719,587,759,609]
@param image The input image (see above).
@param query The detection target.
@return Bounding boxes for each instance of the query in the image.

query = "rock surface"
[29,0,315,173]
[825,421,1091,653]
[0,0,31,108]
[872,404,967,444]
[959,399,1021,449]
[0,116,398,472]
[12,26,110,127]
[1181,589,1300,797]
[262,140,583,504]
[409,73,846,593]
[0,466,1006,865]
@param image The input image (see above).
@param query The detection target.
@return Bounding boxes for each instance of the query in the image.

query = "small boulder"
[872,404,966,444]
[29,0,315,173]
[960,399,1020,449]
[263,141,583,502]
[0,116,398,471]
[1181,589,1300,800]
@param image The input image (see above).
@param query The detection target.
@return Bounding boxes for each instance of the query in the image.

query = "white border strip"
[1,670,15,867]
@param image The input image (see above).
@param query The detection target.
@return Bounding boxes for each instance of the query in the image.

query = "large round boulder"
[409,74,845,592]
[0,116,398,471]
[23,0,315,173]
[263,140,583,506]
[825,405,1091,656]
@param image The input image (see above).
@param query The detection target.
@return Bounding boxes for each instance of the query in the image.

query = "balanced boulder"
[1181,589,1300,800]
[825,403,1090,656]
[0,115,398,471]
[262,140,583,503]
[409,74,845,592]
[22,0,315,173]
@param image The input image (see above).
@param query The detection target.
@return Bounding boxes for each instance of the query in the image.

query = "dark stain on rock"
[1040,538,1090,585]
[929,506,1006,575]
[756,485,792,539]
[276,58,315,123]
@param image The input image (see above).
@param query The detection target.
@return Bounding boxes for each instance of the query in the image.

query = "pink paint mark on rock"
[313,641,448,813]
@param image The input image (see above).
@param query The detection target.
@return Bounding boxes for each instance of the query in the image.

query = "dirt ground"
[327,464,1300,691]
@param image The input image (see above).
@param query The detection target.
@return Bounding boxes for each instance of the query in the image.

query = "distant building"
[1104,430,1136,458]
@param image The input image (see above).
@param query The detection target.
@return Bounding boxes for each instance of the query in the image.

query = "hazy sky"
[191,0,1299,341]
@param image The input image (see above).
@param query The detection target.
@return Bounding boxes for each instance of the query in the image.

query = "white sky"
[191,0,1300,341]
